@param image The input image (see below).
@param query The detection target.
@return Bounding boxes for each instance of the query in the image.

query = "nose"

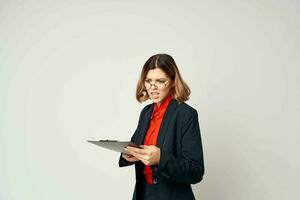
[150,84,158,89]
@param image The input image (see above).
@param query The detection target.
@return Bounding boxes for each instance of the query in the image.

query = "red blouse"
[143,95,172,184]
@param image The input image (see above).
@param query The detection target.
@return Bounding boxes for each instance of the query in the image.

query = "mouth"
[150,92,160,99]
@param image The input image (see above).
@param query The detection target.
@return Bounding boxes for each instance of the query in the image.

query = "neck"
[156,95,172,107]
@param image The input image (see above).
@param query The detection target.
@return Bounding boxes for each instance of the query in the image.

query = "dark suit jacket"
[119,99,205,200]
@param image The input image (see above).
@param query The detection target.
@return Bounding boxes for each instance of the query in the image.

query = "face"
[144,68,173,106]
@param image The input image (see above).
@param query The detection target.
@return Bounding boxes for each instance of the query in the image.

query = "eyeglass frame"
[144,79,170,90]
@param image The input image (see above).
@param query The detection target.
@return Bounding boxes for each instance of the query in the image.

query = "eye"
[157,80,166,83]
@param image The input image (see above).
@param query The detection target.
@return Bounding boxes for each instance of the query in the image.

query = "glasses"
[144,79,169,90]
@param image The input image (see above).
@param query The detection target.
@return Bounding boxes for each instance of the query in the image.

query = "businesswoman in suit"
[119,53,204,200]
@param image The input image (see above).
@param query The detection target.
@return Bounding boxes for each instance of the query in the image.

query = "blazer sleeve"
[118,129,138,167]
[118,106,146,167]
[156,110,205,184]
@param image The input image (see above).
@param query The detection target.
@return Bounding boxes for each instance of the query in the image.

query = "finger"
[140,145,154,149]
[127,150,141,159]
[140,145,151,149]
[127,156,139,162]
[122,153,132,158]
[123,148,131,154]
[140,145,158,151]
[127,146,148,155]
[130,157,140,162]
[128,150,149,161]
[139,157,152,165]
[122,153,131,161]
[131,152,153,165]
[132,147,154,157]
[123,153,133,158]
[122,153,139,162]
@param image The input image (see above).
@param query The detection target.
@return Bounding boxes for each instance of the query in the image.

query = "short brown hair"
[136,53,191,103]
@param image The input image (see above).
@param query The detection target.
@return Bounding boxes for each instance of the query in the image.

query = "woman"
[119,53,204,200]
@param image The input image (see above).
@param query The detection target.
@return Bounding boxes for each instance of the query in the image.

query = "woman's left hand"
[125,145,160,165]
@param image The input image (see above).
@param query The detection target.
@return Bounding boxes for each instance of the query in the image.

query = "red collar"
[151,95,172,118]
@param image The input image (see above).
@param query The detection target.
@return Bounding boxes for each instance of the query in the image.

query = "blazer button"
[153,178,158,184]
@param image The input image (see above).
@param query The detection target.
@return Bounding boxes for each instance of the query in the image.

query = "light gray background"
[0,0,299,199]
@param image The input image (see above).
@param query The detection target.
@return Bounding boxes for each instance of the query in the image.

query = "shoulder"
[177,101,198,118]
[141,103,153,113]
[175,101,199,129]
[138,103,153,118]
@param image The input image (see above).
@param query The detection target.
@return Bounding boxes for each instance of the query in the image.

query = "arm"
[118,128,139,167]
[155,110,205,184]
[118,106,148,167]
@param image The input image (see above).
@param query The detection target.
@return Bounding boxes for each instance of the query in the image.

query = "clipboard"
[87,139,140,153]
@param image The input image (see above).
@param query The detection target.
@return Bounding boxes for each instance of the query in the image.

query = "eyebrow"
[145,78,168,81]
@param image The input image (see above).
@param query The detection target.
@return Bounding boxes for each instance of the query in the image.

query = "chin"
[151,98,160,103]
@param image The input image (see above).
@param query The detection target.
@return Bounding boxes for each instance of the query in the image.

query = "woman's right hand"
[122,153,140,162]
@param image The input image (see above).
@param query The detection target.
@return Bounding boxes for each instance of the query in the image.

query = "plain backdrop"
[0,0,299,199]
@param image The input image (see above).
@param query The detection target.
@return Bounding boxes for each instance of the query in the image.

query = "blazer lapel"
[156,99,178,148]
[136,104,153,145]
[135,99,178,148]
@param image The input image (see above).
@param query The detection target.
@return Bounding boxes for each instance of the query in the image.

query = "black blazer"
[119,99,204,200]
